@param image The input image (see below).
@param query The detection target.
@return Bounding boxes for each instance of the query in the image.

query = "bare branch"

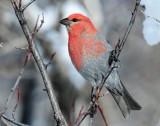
[45,52,56,69]
[1,116,11,126]
[97,0,141,104]
[117,0,141,57]
[0,68,24,115]
[0,15,39,114]
[35,13,44,34]
[12,87,21,120]
[98,105,108,126]
[19,0,22,9]
[15,47,28,50]
[1,115,29,126]
[140,9,160,23]
[8,0,67,125]
[22,0,36,12]
[74,105,84,125]
[75,102,91,126]
[1,14,44,117]
[13,0,18,10]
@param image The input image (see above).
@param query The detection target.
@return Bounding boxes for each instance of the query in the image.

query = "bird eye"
[72,18,78,22]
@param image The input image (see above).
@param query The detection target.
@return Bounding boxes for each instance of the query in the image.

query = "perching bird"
[60,13,141,118]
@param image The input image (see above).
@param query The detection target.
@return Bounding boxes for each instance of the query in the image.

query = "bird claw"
[108,50,119,66]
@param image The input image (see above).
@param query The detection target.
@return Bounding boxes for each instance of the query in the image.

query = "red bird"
[60,13,141,118]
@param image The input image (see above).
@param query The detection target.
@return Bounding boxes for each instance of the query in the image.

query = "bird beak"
[60,18,70,26]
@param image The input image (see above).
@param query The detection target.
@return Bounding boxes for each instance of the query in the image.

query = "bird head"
[60,13,97,35]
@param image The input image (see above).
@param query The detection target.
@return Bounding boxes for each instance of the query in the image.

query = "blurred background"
[0,0,160,126]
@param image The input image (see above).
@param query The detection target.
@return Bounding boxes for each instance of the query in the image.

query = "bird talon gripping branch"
[108,50,119,66]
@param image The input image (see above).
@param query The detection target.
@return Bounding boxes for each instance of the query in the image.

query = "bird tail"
[108,82,141,119]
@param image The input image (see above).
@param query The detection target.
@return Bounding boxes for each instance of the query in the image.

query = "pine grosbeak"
[60,13,141,118]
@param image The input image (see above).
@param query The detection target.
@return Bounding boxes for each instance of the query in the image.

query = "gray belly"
[79,52,110,86]
[79,52,123,94]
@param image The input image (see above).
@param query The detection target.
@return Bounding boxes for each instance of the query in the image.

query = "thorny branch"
[75,0,141,126]
[0,0,67,126]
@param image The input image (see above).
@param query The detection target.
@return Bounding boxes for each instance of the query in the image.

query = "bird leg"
[96,88,100,100]
[91,86,96,101]
[90,86,99,119]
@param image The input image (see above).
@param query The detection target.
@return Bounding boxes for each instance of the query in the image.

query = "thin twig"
[98,105,108,126]
[35,13,44,34]
[0,13,40,115]
[1,116,11,126]
[13,0,18,10]
[45,52,56,69]
[15,47,28,50]
[97,0,141,105]
[74,105,85,125]
[22,0,36,12]
[8,0,67,125]
[0,14,41,120]
[117,0,141,57]
[75,102,92,126]
[19,0,22,9]
[1,115,29,126]
[140,9,160,23]
[0,68,24,115]
[75,0,141,125]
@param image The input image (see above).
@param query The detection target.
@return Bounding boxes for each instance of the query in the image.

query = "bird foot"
[108,50,119,66]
